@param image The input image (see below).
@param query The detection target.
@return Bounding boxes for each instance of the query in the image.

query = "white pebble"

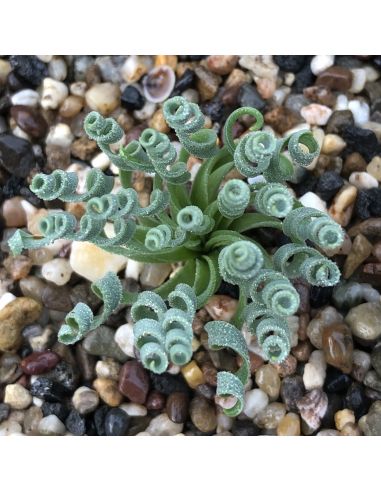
[303,350,327,390]
[46,123,73,148]
[335,94,349,111]
[310,55,334,75]
[167,364,181,375]
[120,403,147,417]
[48,57,67,81]
[125,259,144,281]
[38,415,66,436]
[114,323,135,358]
[72,387,100,415]
[364,65,380,82]
[299,192,327,213]
[4,384,32,410]
[91,152,110,171]
[349,68,367,94]
[349,171,378,190]
[70,81,87,97]
[37,55,52,63]
[12,126,30,141]
[0,420,23,436]
[348,100,370,125]
[321,134,346,155]
[95,360,120,380]
[273,86,291,105]
[283,123,311,138]
[301,104,332,126]
[41,77,68,110]
[287,315,300,347]
[33,397,44,407]
[216,410,233,433]
[134,101,156,120]
[41,258,73,286]
[243,388,269,419]
[0,292,16,311]
[284,73,295,86]
[145,413,183,436]
[11,89,40,107]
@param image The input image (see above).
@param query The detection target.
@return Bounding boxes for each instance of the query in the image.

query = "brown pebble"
[206,55,239,75]
[59,95,84,118]
[277,412,301,436]
[303,85,336,107]
[181,361,205,389]
[166,392,189,424]
[292,340,313,362]
[118,360,150,404]
[274,355,297,377]
[248,352,265,374]
[3,255,33,280]
[21,351,61,375]
[71,136,98,161]
[340,422,361,436]
[348,218,381,238]
[189,396,217,433]
[201,361,217,386]
[195,66,221,101]
[315,66,353,91]
[334,408,355,431]
[1,197,27,227]
[149,108,169,133]
[328,184,357,227]
[342,152,367,178]
[322,323,353,373]
[205,295,238,321]
[146,391,166,411]
[343,234,373,279]
[10,105,48,139]
[264,106,300,134]
[93,377,123,407]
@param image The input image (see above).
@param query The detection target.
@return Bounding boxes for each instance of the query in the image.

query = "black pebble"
[216,280,239,299]
[93,405,109,436]
[9,55,48,87]
[292,173,318,197]
[104,408,130,436]
[178,55,206,62]
[310,285,334,308]
[238,83,266,111]
[30,377,68,402]
[324,367,353,393]
[365,188,381,216]
[65,410,86,436]
[121,85,145,111]
[315,171,344,202]
[231,419,261,436]
[273,55,307,73]
[44,360,79,393]
[320,393,343,428]
[0,133,36,178]
[341,125,381,162]
[280,375,305,412]
[150,372,189,396]
[293,64,315,92]
[41,402,70,422]
[0,95,11,115]
[354,190,372,220]
[201,98,224,123]
[172,69,195,95]
[344,382,371,419]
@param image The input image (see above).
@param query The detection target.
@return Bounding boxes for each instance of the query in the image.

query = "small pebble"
[93,377,123,407]
[38,414,66,436]
[46,123,73,148]
[104,408,130,436]
[145,413,183,436]
[299,192,327,213]
[114,323,135,358]
[348,99,370,125]
[4,383,32,410]
[300,103,332,126]
[91,152,110,171]
[41,77,68,110]
[277,412,301,436]
[296,389,328,431]
[65,410,86,436]
[321,134,346,155]
[322,323,353,374]
[334,409,355,431]
[95,359,120,381]
[303,350,327,390]
[310,55,335,76]
[243,388,269,418]
[345,302,381,341]
[181,361,205,389]
[118,360,150,404]
[166,392,189,423]
[254,402,286,430]
[21,351,60,375]
[205,295,238,322]
[255,364,281,400]
[367,156,381,181]
[307,306,343,349]
[189,396,217,433]
[120,402,147,417]
[349,68,367,93]
[72,386,100,415]
[85,82,121,115]
[11,89,40,107]
[41,258,73,286]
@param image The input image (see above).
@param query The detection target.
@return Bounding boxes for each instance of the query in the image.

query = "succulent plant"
[8,96,344,416]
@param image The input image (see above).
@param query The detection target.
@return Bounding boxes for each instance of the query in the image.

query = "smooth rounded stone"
[316,66,353,91]
[180,361,206,389]
[349,68,367,93]
[359,401,381,435]
[10,105,48,139]
[104,408,130,436]
[324,366,352,394]
[0,58,11,83]
[146,413,184,436]
[0,297,42,352]
[40,78,68,110]
[23,406,43,435]
[146,391,166,411]
[48,57,67,81]
[85,82,120,116]
[298,192,327,213]
[118,360,150,404]
[93,378,123,407]
[46,123,73,148]
[303,350,327,390]
[41,258,72,286]
[4,383,32,410]
[341,422,362,436]
[367,156,381,181]
[114,323,135,358]
[273,354,297,378]
[216,409,233,434]
[238,83,266,111]
[300,103,332,125]
[72,386,99,415]
[254,402,286,430]
[370,343,381,380]
[121,85,145,111]
[348,99,370,125]
[70,241,127,282]
[38,414,66,436]
[1,196,27,228]
[345,302,381,342]
[321,134,346,155]
[204,295,238,322]
[119,402,147,417]
[349,171,378,190]
[364,370,381,392]
[343,234,373,279]
[277,412,301,436]
[310,55,334,75]
[65,409,86,436]
[10,55,47,86]
[0,353,23,385]
[0,133,35,178]
[139,262,172,289]
[20,350,60,376]
[334,408,355,431]
[59,95,84,118]
[205,55,238,75]
[280,375,305,412]
[315,171,344,203]
[351,349,371,382]
[10,89,39,107]
[189,396,217,433]
[0,293,17,312]
[307,307,343,349]
[243,388,269,418]
[95,359,120,381]
[255,364,281,400]
[90,152,110,171]
[344,382,371,419]
[41,401,69,422]
[165,392,189,424]
[328,184,358,226]
[0,420,23,436]
[83,325,128,363]
[316,429,340,436]
[296,389,328,431]
[322,322,354,374]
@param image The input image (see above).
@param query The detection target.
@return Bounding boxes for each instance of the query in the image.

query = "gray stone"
[83,325,128,363]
